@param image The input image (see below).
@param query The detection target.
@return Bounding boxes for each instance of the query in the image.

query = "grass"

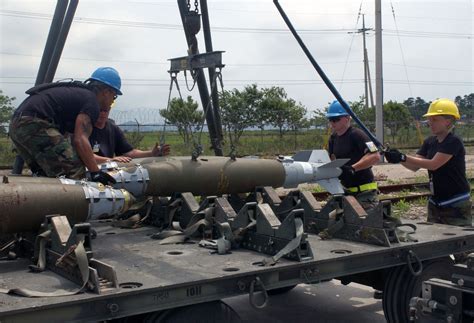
[308,184,326,193]
[385,178,400,185]
[0,137,16,166]
[1,122,473,167]
[412,174,429,183]
[392,199,411,218]
[390,197,429,220]
[125,129,330,157]
[411,196,428,207]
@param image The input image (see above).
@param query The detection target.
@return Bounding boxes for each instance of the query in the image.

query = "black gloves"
[89,171,117,185]
[340,164,356,177]
[384,149,407,163]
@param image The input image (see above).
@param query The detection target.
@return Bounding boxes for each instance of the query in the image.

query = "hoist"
[172,0,225,157]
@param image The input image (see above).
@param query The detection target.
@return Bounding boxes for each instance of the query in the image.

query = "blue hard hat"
[326,100,350,118]
[87,67,122,95]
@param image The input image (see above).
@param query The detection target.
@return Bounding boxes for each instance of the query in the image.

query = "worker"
[326,100,381,209]
[90,105,171,164]
[385,99,472,227]
[9,67,121,185]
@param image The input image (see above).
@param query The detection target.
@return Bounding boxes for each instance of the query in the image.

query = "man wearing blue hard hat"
[326,100,381,209]
[9,67,122,185]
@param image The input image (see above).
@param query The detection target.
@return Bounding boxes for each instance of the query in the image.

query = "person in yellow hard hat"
[385,99,471,227]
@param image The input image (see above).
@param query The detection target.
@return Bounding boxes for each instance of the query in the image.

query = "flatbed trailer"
[1,220,473,322]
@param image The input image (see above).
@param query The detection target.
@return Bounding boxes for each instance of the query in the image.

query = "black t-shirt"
[89,119,133,158]
[328,126,375,188]
[14,87,100,134]
[417,133,470,202]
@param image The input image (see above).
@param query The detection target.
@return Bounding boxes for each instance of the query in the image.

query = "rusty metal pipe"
[0,182,133,234]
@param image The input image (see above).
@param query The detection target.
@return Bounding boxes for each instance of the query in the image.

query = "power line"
[383,29,471,39]
[0,51,365,67]
[0,51,168,65]
[1,79,472,87]
[339,1,363,90]
[1,10,471,38]
[0,10,356,34]
[126,1,473,22]
[390,1,413,99]
[1,52,471,73]
[383,62,471,73]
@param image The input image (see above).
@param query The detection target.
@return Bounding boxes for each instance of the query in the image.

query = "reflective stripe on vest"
[346,182,378,193]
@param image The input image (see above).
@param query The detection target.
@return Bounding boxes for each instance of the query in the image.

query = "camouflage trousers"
[9,116,85,179]
[427,199,472,227]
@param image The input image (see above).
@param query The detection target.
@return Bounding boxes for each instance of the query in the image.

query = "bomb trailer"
[1,1,473,322]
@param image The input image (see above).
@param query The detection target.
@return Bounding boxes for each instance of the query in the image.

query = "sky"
[0,0,472,124]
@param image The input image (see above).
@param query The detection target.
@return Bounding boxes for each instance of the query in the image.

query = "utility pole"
[362,15,375,109]
[350,14,374,110]
[365,45,375,109]
[360,15,373,109]
[375,0,384,146]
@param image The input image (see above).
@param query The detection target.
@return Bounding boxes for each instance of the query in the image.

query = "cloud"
[1,0,472,115]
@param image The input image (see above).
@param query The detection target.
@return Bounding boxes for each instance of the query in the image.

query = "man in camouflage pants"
[9,67,122,185]
[10,118,85,178]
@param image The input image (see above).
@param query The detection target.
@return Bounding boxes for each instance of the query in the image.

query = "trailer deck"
[1,220,474,322]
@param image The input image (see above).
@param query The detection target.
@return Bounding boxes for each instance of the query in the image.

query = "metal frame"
[2,222,474,322]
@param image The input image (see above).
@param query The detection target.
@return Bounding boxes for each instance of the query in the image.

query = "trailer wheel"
[382,265,403,323]
[142,300,241,323]
[382,257,453,323]
[397,257,453,322]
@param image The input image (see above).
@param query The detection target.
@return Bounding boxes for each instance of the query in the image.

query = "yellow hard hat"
[423,98,460,120]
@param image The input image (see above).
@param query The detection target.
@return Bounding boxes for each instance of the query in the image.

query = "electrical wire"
[1,51,471,73]
[339,1,363,91]
[0,10,355,35]
[0,10,471,38]
[390,1,413,99]
[1,79,472,87]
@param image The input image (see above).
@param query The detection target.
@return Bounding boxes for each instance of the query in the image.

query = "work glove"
[340,164,356,177]
[89,171,117,185]
[384,149,406,163]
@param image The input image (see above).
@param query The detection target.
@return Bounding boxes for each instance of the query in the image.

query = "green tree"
[310,105,328,130]
[286,99,307,147]
[403,97,429,120]
[159,96,204,145]
[0,90,16,135]
[455,93,474,119]
[261,86,290,138]
[383,100,413,143]
[350,96,375,126]
[219,84,261,147]
[252,85,273,141]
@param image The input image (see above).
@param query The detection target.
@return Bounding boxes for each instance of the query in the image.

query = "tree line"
[160,85,308,147]
[0,88,472,146]
[158,85,474,147]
